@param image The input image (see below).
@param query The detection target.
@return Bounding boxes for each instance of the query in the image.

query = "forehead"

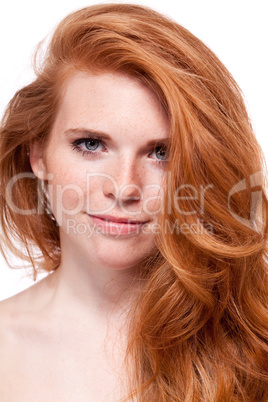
[52,70,169,145]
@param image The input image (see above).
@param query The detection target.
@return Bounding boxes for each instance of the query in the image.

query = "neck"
[43,234,145,327]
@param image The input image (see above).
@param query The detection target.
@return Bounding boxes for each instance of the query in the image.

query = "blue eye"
[70,137,169,165]
[71,138,104,155]
[154,145,168,161]
[83,139,100,151]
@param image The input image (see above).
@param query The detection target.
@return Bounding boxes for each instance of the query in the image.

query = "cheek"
[46,167,87,219]
[142,174,165,217]
[46,169,107,219]
[143,189,163,217]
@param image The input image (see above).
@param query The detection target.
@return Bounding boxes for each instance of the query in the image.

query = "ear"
[29,140,47,180]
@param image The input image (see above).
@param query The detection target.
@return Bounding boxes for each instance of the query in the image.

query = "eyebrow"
[64,128,170,147]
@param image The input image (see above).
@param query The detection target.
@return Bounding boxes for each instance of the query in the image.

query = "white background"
[0,0,267,300]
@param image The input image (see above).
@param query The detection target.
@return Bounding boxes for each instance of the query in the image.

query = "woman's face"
[30,71,169,271]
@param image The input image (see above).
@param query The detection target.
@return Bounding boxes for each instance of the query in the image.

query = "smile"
[87,214,149,235]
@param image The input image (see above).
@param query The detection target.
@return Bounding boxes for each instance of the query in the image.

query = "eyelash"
[70,138,169,165]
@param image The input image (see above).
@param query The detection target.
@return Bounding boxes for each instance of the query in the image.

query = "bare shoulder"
[0,295,15,348]
[0,272,54,350]
[0,276,43,341]
[0,274,52,399]
[0,274,52,384]
[0,289,28,388]
[0,272,127,401]
[0,269,56,310]
[0,273,49,316]
[0,285,33,338]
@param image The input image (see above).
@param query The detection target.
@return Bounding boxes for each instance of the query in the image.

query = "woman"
[0,3,267,401]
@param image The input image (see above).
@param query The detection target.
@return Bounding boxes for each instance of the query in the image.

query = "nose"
[103,157,142,203]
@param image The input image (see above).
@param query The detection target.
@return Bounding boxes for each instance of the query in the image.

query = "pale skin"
[0,71,169,401]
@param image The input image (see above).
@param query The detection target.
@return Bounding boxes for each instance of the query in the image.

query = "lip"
[88,214,149,224]
[87,214,150,236]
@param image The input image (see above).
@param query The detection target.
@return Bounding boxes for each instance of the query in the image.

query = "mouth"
[88,214,149,224]
[87,214,150,235]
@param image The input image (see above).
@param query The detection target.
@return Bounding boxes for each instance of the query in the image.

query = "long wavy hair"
[0,4,267,401]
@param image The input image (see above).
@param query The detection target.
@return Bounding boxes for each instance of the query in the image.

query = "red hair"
[0,4,267,400]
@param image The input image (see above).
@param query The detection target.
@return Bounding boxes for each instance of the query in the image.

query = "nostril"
[119,184,142,200]
[121,195,141,202]
[103,180,142,201]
